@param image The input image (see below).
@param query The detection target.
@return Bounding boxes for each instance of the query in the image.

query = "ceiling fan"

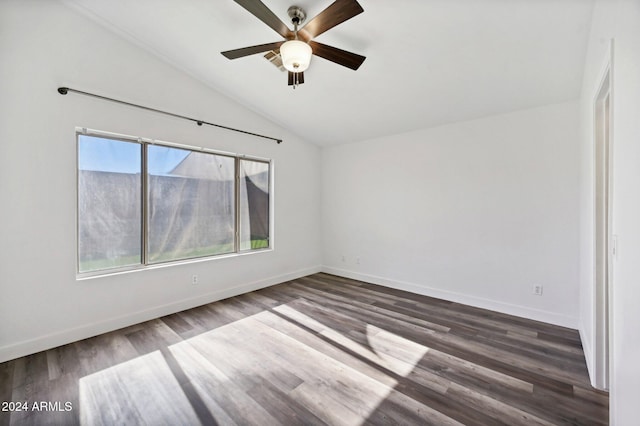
[221,0,366,87]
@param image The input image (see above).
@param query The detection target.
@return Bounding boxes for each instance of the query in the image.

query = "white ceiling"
[65,0,594,146]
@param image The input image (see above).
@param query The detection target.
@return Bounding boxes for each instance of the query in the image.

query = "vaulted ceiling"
[64,0,594,146]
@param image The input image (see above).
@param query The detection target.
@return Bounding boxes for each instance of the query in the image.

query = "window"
[77,131,271,275]
[239,159,270,250]
[78,136,142,273]
[147,145,236,263]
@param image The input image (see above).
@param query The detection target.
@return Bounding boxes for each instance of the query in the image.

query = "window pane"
[148,146,235,263]
[239,160,270,250]
[78,135,142,272]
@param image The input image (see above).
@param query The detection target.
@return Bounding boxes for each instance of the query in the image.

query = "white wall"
[579,0,640,424]
[322,102,581,328]
[0,0,322,363]
[5,4,637,421]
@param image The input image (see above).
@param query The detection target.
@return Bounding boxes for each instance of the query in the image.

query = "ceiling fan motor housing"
[287,6,307,27]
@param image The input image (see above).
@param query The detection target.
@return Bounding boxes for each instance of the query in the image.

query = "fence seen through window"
[77,133,271,274]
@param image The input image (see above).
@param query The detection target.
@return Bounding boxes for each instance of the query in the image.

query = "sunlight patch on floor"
[78,350,200,426]
[77,300,435,425]
[365,324,430,376]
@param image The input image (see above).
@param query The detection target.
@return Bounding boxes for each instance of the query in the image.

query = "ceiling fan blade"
[288,71,305,86]
[233,0,293,39]
[309,41,366,70]
[298,0,364,41]
[221,41,284,59]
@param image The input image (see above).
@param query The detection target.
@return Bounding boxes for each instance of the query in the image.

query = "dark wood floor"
[0,273,608,425]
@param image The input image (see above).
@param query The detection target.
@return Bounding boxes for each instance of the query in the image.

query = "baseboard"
[0,265,322,364]
[322,266,579,329]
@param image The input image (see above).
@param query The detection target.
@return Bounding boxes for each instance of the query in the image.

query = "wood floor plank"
[0,273,608,425]
[79,350,202,426]
[186,319,306,395]
[124,318,183,356]
[229,316,395,417]
[245,377,327,426]
[321,273,578,342]
[309,276,536,337]
[168,342,281,426]
[287,281,452,333]
[287,291,571,392]
[253,305,403,389]
[445,382,555,426]
[365,387,465,426]
[365,299,589,387]
[418,348,535,396]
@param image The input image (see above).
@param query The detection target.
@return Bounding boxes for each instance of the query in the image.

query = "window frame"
[76,127,273,278]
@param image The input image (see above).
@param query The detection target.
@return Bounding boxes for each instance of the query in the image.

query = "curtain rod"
[57,87,282,144]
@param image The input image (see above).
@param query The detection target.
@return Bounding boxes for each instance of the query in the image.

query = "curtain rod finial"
[58,87,69,95]
[277,139,282,144]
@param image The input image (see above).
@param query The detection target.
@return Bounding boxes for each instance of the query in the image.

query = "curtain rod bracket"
[56,86,282,144]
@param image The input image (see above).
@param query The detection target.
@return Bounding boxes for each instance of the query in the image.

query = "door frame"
[592,40,614,391]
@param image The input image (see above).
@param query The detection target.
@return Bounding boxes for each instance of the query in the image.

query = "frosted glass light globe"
[280,40,312,72]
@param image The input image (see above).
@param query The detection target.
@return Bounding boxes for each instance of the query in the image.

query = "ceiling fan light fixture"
[280,40,312,72]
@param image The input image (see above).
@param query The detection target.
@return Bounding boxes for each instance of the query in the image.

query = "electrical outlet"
[533,284,543,296]
[192,274,199,285]
[341,255,346,262]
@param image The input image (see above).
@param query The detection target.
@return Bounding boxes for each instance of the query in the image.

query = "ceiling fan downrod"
[287,6,307,32]
[287,6,308,89]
